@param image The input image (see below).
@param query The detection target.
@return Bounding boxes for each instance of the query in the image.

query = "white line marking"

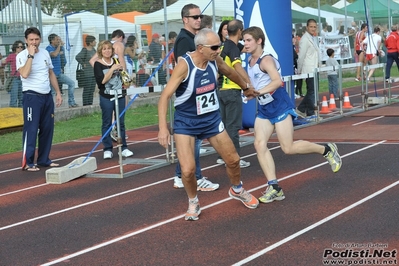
[0,178,172,232]
[352,116,384,126]
[232,180,399,266]
[0,183,48,197]
[32,142,386,265]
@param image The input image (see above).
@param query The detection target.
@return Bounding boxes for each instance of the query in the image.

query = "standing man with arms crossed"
[18,27,63,171]
[172,3,219,191]
[158,29,259,221]
[296,19,321,119]
[216,19,251,168]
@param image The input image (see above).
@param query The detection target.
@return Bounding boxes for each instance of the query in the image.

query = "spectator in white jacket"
[296,19,321,118]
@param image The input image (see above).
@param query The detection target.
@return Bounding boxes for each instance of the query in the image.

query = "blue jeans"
[297,77,315,116]
[99,95,128,152]
[51,74,76,106]
[9,77,22,107]
[328,75,338,98]
[175,138,202,180]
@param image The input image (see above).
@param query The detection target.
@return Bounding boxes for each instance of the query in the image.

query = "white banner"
[318,35,352,61]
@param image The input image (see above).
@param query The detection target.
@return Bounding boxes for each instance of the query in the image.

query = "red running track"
[0,86,398,265]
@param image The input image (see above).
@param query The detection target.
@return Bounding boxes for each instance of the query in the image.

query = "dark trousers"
[82,77,96,106]
[297,77,315,116]
[385,52,399,79]
[218,89,242,154]
[22,91,55,167]
[295,79,303,96]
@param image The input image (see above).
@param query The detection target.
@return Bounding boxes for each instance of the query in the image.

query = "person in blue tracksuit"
[17,27,63,171]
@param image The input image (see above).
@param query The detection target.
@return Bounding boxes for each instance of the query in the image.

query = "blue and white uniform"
[173,53,224,139]
[248,51,296,122]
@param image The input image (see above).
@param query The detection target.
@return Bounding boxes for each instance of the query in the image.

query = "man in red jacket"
[385,25,399,82]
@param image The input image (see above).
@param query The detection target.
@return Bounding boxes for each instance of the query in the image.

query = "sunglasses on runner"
[201,44,221,51]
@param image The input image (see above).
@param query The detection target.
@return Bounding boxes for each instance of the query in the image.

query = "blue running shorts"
[257,108,298,125]
[173,114,225,139]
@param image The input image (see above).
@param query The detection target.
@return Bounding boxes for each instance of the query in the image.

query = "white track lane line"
[31,141,387,265]
[352,116,384,126]
[0,183,48,197]
[1,141,385,231]
[232,180,399,266]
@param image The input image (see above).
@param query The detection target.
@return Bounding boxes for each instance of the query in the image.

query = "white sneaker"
[217,158,250,168]
[120,149,134,158]
[216,158,225,164]
[173,176,184,188]
[239,159,251,168]
[197,177,219,192]
[103,151,113,159]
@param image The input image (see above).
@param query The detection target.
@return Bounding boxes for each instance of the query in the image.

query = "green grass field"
[0,104,161,155]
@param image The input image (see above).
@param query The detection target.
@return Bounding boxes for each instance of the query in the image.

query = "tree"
[38,0,178,16]
[294,0,354,8]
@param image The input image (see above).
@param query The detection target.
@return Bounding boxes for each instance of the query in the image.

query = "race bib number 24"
[196,91,219,115]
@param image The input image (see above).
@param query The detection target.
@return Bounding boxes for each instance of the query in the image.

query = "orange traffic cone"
[328,94,337,109]
[320,96,331,114]
[342,92,353,109]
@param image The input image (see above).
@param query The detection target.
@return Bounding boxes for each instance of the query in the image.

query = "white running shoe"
[217,158,250,168]
[185,200,201,221]
[216,158,225,164]
[239,159,250,168]
[120,149,134,158]
[173,176,184,189]
[103,151,113,159]
[197,177,219,191]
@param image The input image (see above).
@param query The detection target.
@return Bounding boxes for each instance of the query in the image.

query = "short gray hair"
[194,28,218,46]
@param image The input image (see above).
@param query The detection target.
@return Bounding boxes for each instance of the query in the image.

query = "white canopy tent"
[333,0,352,9]
[0,0,83,85]
[301,6,354,30]
[135,0,234,25]
[291,1,303,11]
[0,0,54,23]
[66,11,141,42]
[135,0,310,25]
